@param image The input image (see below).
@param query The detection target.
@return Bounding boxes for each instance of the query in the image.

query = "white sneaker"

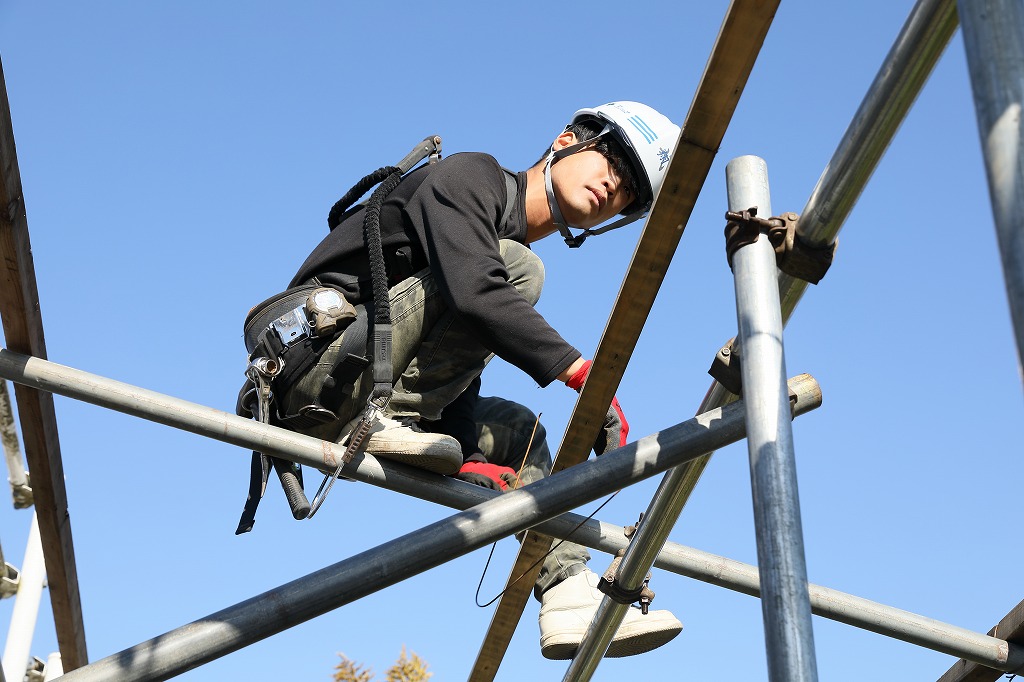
[538,569,682,660]
[342,415,463,475]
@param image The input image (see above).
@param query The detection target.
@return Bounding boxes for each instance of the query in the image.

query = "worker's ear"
[551,130,577,152]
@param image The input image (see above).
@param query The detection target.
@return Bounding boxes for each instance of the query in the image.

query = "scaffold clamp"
[598,550,656,614]
[724,208,836,284]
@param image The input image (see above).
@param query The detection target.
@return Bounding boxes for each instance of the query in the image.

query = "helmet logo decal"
[627,116,658,144]
[657,147,671,171]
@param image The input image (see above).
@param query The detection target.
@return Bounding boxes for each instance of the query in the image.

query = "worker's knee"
[501,399,548,447]
[500,240,545,306]
[475,396,550,472]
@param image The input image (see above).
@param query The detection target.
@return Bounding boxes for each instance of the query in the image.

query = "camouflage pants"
[282,239,589,594]
[474,395,591,599]
[282,239,542,440]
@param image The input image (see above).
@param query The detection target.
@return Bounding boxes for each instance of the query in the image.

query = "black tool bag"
[235,285,370,534]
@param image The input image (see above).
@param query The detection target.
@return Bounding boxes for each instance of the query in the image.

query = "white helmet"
[544,101,680,247]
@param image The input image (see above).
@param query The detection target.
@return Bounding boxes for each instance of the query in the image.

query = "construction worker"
[247,101,683,658]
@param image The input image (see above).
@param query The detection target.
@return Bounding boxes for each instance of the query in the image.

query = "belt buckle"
[271,305,311,347]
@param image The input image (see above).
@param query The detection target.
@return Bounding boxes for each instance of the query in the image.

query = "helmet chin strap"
[543,152,580,247]
[543,129,647,249]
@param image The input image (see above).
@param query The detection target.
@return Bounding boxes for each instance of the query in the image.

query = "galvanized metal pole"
[2,513,45,682]
[0,352,1020,674]
[562,447,691,680]
[959,0,1024,380]
[785,0,958,294]
[729,155,817,682]
[54,389,776,682]
[560,582,629,681]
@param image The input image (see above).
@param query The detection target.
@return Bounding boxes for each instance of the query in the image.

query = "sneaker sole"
[540,618,683,660]
[371,450,462,475]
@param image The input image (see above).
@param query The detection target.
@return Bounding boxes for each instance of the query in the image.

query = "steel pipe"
[52,370,789,681]
[783,0,959,310]
[560,586,630,681]
[729,156,818,681]
[959,0,1024,380]
[1,351,1019,672]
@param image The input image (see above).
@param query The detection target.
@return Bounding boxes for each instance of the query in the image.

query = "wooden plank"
[466,2,780,678]
[0,55,88,670]
[936,599,1024,682]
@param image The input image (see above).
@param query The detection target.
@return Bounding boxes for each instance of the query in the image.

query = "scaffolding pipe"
[729,155,818,681]
[784,0,958,290]
[0,380,31,508]
[560,575,629,680]
[0,352,1020,673]
[54,377,787,682]
[571,5,963,669]
[959,0,1024,379]
[2,513,45,682]
[2,348,1022,671]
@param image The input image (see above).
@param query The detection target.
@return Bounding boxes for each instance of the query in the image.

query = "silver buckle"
[270,305,311,347]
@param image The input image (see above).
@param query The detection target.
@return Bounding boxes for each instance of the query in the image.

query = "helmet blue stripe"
[628,116,658,143]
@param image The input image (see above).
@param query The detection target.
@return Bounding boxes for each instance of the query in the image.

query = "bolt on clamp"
[598,550,656,614]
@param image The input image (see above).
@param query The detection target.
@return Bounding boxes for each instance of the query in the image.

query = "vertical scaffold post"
[726,155,818,682]
[959,0,1024,382]
[2,513,45,682]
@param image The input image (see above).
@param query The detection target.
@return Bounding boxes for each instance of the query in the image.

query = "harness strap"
[500,169,518,231]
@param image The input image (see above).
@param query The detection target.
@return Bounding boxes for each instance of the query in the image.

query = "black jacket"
[290,152,580,388]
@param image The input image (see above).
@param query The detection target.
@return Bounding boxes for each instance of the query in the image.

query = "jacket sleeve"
[404,154,580,386]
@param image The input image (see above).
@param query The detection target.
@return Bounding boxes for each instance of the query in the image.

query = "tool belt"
[235,284,371,535]
[238,284,370,429]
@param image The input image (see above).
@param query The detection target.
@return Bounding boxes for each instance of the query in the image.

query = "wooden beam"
[936,599,1024,682]
[466,2,780,678]
[0,55,88,670]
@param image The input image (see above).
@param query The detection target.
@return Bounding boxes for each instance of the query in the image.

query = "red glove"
[564,360,630,455]
[457,461,518,491]
[564,360,592,391]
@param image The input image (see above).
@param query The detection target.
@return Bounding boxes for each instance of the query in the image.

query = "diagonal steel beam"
[466,1,781,679]
[0,55,88,670]
[45,366,811,681]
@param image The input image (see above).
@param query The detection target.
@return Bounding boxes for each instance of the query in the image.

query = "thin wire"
[511,412,541,490]
[473,411,620,608]
[474,490,620,608]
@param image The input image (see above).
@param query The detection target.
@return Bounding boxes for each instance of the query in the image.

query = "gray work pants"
[283,239,589,593]
[284,239,540,438]
[473,395,591,600]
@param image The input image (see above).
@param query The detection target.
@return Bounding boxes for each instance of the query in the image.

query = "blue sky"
[1,1,1021,680]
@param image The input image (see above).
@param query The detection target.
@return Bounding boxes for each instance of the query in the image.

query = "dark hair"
[536,119,645,213]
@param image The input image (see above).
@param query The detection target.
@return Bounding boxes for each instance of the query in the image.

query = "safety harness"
[235,138,519,532]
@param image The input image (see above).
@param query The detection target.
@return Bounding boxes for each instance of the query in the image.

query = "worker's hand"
[457,461,518,491]
[595,396,628,455]
[564,360,630,455]
[563,359,592,391]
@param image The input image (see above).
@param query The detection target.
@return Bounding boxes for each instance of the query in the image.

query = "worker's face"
[548,132,634,229]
